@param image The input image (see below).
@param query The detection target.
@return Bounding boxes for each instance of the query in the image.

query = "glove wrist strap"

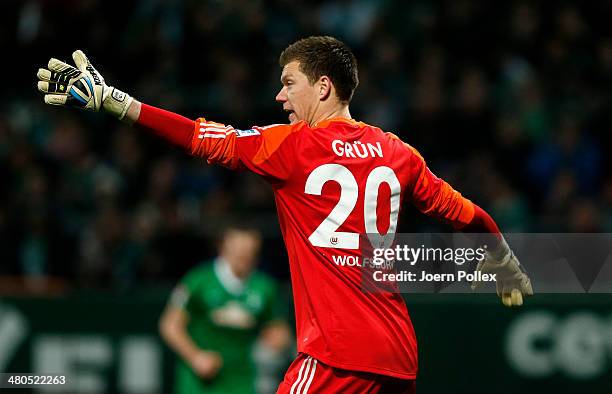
[490,236,511,263]
[103,87,134,120]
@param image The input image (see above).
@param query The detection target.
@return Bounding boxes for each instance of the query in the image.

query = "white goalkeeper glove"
[36,50,133,120]
[471,238,533,307]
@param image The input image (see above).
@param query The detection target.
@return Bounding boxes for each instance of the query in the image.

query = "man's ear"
[318,76,332,100]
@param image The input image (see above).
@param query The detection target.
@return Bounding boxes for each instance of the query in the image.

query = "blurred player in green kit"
[159,225,291,394]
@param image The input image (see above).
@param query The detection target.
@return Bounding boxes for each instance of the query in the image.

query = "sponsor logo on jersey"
[236,128,261,138]
[332,255,395,269]
[332,140,383,158]
[211,301,256,329]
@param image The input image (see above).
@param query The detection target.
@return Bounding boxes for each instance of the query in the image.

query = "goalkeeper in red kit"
[36,36,532,393]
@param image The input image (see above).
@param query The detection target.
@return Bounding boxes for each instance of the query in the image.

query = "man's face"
[276,61,320,124]
[220,230,261,279]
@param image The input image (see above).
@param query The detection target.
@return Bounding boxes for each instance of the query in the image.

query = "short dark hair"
[279,36,359,103]
[218,223,261,243]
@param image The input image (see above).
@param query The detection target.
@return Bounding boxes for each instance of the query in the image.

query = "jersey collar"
[313,117,363,128]
[214,257,246,296]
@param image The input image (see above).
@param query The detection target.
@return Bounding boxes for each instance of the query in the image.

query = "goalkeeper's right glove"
[471,238,533,307]
[36,50,133,120]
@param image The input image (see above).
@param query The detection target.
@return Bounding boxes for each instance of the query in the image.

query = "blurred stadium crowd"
[1,0,611,289]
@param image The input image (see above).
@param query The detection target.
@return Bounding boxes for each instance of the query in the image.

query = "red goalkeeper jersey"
[190,116,475,379]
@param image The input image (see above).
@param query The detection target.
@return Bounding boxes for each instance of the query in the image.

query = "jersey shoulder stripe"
[197,120,236,139]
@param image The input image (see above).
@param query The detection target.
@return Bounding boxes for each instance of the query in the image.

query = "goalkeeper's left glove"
[36,50,133,120]
[471,238,533,307]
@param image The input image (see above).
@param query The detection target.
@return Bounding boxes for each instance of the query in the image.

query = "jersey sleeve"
[404,143,475,229]
[168,267,203,311]
[190,118,299,183]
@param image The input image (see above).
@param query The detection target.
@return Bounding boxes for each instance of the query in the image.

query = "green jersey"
[170,259,283,394]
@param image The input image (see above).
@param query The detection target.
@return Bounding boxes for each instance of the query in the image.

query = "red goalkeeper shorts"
[276,353,416,394]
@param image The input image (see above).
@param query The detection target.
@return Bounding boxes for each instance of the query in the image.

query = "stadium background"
[1,0,611,393]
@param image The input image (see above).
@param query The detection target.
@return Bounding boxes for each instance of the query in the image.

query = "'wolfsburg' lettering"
[332,255,394,269]
[332,140,383,158]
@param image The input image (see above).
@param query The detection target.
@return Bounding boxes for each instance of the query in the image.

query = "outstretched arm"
[130,101,195,148]
[36,51,298,181]
[36,50,243,168]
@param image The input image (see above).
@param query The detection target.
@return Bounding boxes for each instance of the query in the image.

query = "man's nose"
[275,87,287,103]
